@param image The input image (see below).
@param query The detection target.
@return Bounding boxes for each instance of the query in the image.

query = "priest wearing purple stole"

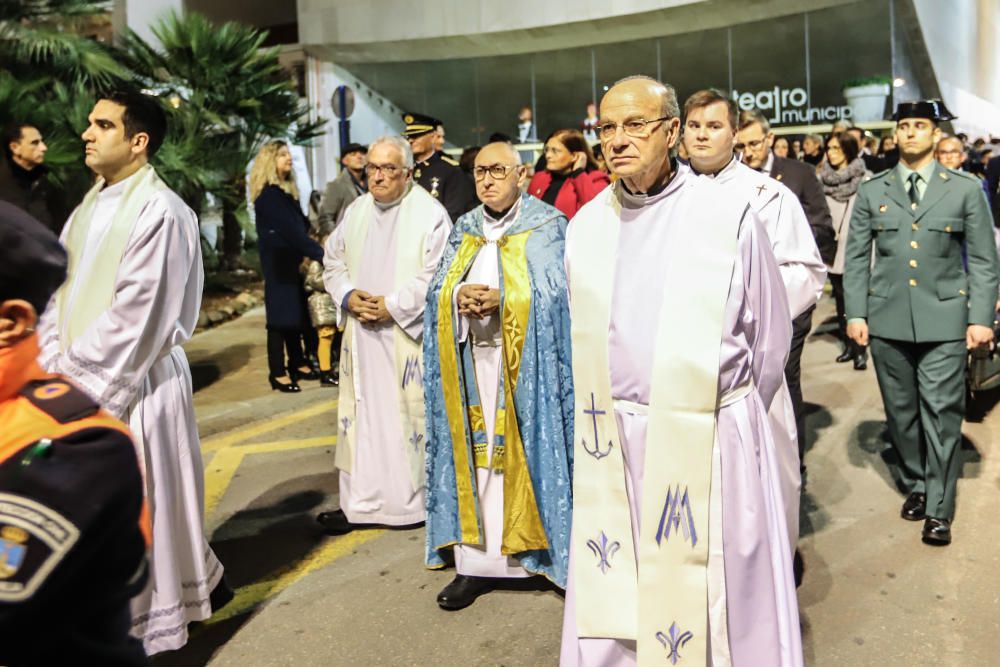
[560,76,802,666]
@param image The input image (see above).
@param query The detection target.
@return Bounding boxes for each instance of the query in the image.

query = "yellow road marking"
[202,400,337,453]
[206,529,387,624]
[204,437,337,517]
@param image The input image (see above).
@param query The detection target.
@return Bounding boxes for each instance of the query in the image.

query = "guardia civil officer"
[845,100,1000,546]
[0,202,149,665]
[403,112,477,222]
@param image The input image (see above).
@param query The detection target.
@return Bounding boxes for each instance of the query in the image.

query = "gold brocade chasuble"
[568,177,748,665]
[336,187,439,491]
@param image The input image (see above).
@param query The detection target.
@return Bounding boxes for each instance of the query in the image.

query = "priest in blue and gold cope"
[423,142,574,611]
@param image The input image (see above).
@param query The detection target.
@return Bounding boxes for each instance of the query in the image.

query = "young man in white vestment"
[560,77,803,666]
[681,89,827,575]
[37,91,225,654]
[318,136,451,534]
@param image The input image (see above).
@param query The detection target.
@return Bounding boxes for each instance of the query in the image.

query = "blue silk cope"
[423,193,575,586]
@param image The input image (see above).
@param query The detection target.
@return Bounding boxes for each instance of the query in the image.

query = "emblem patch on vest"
[0,493,80,602]
[655,485,698,547]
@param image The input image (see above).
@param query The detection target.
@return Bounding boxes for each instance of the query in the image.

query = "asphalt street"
[155,298,1000,666]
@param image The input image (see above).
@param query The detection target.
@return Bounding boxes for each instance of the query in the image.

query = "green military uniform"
[844,148,999,523]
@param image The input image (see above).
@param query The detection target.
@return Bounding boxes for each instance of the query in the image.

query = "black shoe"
[292,366,319,382]
[901,492,926,521]
[836,349,853,363]
[922,517,951,546]
[317,509,354,535]
[853,353,868,371]
[436,575,494,611]
[269,375,301,393]
[793,549,805,588]
[319,370,339,387]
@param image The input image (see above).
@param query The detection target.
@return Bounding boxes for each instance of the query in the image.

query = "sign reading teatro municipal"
[732,86,852,124]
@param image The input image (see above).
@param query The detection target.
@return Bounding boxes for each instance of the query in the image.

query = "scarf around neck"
[820,157,866,202]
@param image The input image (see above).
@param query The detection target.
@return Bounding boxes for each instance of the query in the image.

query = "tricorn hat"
[402,112,440,138]
[892,99,956,123]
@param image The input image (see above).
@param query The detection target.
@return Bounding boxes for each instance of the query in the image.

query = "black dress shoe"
[436,575,494,611]
[901,492,926,521]
[319,370,339,387]
[853,353,868,371]
[922,517,952,546]
[836,349,853,363]
[292,366,319,381]
[269,375,301,393]
[317,509,354,535]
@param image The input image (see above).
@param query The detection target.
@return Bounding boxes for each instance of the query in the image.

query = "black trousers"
[267,328,307,377]
[830,273,868,357]
[786,307,814,472]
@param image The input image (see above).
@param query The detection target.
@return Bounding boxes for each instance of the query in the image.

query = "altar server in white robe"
[318,136,451,534]
[681,89,827,564]
[36,91,224,654]
[561,76,802,666]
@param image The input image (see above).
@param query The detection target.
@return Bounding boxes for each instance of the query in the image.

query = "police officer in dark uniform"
[845,101,1000,546]
[0,202,149,665]
[403,112,477,222]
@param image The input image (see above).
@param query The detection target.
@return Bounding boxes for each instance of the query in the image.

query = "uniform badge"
[0,525,28,579]
[879,204,888,213]
[0,493,80,602]
[414,168,422,180]
[775,174,783,181]
[404,114,414,124]
[430,177,441,198]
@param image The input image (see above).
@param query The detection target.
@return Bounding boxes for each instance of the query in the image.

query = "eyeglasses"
[734,138,767,152]
[365,163,404,177]
[597,116,671,140]
[473,164,519,181]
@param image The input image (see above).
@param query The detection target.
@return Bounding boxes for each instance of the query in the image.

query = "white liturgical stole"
[337,187,439,490]
[568,177,748,665]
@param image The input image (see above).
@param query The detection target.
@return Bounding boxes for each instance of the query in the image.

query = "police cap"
[402,112,441,138]
[0,201,67,314]
[892,99,956,123]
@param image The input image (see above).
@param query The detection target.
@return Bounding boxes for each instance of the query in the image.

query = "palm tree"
[0,0,124,87]
[120,11,325,265]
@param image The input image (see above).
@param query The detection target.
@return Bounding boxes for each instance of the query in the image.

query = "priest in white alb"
[681,88,827,567]
[319,136,451,534]
[560,77,803,666]
[423,142,574,610]
[37,91,224,654]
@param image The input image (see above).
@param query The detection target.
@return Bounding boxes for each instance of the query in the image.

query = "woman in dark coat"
[250,140,324,392]
[527,128,610,219]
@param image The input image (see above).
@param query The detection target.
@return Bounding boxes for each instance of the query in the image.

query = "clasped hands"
[847,320,994,351]
[457,283,500,320]
[347,289,391,324]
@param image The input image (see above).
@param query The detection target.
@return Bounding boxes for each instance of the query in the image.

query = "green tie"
[908,172,921,206]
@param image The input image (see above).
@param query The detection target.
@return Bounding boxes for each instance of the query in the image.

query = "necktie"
[908,172,921,206]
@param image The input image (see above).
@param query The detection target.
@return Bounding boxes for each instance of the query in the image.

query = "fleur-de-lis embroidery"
[340,417,351,434]
[585,531,620,574]
[656,622,694,665]
[409,431,424,451]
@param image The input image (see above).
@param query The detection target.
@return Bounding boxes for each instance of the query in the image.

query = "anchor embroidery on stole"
[656,622,694,665]
[655,484,698,547]
[585,531,620,574]
[581,393,613,460]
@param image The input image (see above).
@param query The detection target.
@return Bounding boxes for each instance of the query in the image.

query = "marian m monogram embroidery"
[655,484,698,547]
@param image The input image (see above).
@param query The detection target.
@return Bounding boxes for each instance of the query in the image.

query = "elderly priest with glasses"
[560,76,802,666]
[318,136,451,535]
[424,141,574,610]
